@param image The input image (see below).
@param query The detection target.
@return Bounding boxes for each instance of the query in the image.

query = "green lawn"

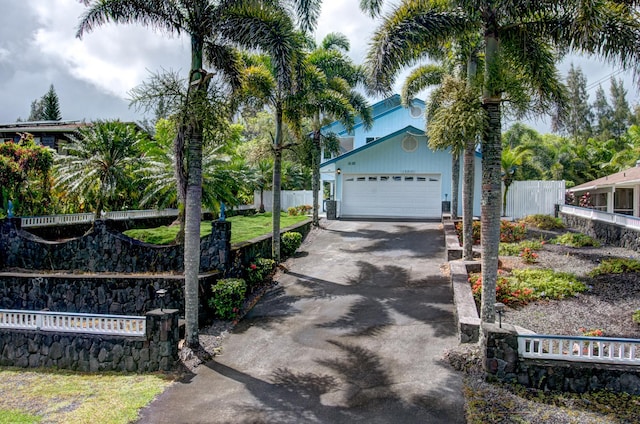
[0,368,172,424]
[123,212,309,245]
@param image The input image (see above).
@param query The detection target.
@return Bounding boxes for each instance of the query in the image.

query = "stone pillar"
[146,309,180,371]
[212,221,232,272]
[482,322,519,382]
[326,200,337,220]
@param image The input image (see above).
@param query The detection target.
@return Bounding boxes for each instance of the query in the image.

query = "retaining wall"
[0,309,179,372]
[0,219,230,273]
[561,214,640,252]
[483,323,640,395]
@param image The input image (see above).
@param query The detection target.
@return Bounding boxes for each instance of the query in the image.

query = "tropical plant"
[209,278,247,320]
[0,134,53,216]
[281,231,303,257]
[589,258,640,277]
[362,0,640,323]
[501,145,531,216]
[521,214,564,231]
[53,121,145,218]
[77,0,320,347]
[301,32,373,226]
[552,232,600,248]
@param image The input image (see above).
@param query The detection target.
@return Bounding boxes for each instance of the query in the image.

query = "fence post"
[145,309,180,371]
[482,322,519,382]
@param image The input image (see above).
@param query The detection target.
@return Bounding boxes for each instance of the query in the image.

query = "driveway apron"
[137,220,465,423]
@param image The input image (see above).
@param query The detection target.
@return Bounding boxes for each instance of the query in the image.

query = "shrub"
[288,205,312,216]
[589,258,640,277]
[281,231,303,257]
[552,232,600,247]
[470,268,584,307]
[208,278,247,320]
[455,221,481,245]
[499,240,544,256]
[500,220,527,243]
[246,257,276,286]
[522,214,565,230]
[509,268,586,300]
[633,310,640,325]
[519,247,538,264]
[287,207,299,216]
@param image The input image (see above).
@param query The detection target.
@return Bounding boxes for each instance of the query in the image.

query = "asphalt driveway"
[137,220,465,423]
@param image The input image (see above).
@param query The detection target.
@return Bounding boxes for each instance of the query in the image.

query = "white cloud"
[29,0,188,98]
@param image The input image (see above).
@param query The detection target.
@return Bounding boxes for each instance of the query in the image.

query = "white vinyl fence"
[504,180,565,219]
[254,190,322,212]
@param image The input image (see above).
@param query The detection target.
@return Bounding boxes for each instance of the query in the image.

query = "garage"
[341,173,442,219]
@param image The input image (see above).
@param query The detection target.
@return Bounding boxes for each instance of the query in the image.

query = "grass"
[123,212,309,245]
[0,368,172,424]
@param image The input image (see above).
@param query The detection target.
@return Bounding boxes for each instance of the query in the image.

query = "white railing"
[20,209,179,228]
[518,334,640,365]
[255,190,321,212]
[0,309,146,337]
[560,205,640,230]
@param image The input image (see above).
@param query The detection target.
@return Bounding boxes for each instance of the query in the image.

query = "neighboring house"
[0,120,89,151]
[568,164,640,216]
[320,94,482,219]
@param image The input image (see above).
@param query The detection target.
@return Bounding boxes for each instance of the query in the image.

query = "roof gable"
[321,94,425,135]
[321,125,425,166]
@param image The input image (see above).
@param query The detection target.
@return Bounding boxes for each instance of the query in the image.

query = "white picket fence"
[519,334,640,365]
[254,190,321,212]
[21,209,179,228]
[0,309,146,337]
[504,180,565,219]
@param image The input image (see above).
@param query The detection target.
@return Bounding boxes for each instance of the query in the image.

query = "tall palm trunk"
[462,139,475,260]
[272,103,283,263]
[450,153,460,219]
[173,127,187,244]
[184,33,206,348]
[480,26,501,324]
[463,54,478,261]
[311,128,321,226]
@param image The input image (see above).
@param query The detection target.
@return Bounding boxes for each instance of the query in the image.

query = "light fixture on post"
[156,288,167,312]
[495,302,505,328]
[336,168,341,175]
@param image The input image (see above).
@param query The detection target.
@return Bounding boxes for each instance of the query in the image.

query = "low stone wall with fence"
[0,309,179,372]
[561,213,640,252]
[0,218,231,273]
[483,323,640,395]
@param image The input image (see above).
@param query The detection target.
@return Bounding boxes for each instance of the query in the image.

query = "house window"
[380,176,389,181]
[368,177,377,181]
[357,177,366,181]
[614,188,634,215]
[404,176,414,181]
[393,176,402,181]
[366,137,379,144]
[592,192,607,211]
[417,177,426,182]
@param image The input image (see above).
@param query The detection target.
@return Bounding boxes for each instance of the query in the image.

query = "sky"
[1,0,638,133]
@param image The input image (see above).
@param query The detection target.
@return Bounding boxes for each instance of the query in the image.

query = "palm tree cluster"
[55,0,640,345]
[361,0,640,323]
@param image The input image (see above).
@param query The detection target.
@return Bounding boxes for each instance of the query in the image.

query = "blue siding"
[330,130,482,216]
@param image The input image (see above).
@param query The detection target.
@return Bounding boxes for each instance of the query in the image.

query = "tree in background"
[28,84,62,121]
[0,133,53,216]
[609,78,634,141]
[552,65,592,141]
[593,85,614,141]
[53,121,146,219]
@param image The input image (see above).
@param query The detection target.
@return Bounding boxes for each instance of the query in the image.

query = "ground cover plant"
[123,212,308,245]
[0,368,172,424]
[552,232,600,247]
[522,214,565,230]
[589,258,640,276]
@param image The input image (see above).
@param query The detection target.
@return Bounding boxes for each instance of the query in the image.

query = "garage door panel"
[342,174,441,218]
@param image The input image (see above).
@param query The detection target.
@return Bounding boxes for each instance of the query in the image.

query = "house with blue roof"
[320,94,482,219]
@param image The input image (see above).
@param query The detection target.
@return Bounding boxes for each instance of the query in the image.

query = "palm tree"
[302,32,373,226]
[362,0,640,323]
[77,0,320,348]
[241,47,309,262]
[54,121,145,219]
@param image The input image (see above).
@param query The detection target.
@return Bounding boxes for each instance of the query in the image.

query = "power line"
[585,68,626,92]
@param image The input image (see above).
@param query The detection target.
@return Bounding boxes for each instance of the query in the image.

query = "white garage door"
[341,174,441,218]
